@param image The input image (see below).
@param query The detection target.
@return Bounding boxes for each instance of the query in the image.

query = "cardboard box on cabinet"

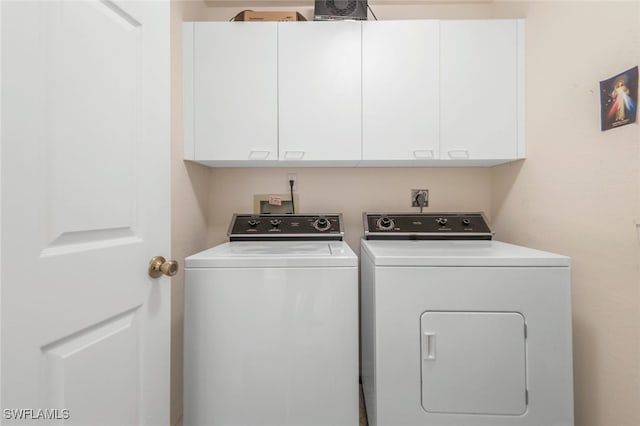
[233,11,307,21]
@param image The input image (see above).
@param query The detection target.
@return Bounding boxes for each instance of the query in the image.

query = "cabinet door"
[278,22,361,164]
[192,23,278,163]
[440,20,523,161]
[362,21,439,164]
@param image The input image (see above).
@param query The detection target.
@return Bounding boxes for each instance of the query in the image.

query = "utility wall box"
[233,11,307,21]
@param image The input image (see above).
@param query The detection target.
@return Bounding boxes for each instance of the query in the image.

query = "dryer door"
[420,311,527,415]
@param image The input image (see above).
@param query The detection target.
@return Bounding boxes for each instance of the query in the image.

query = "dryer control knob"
[377,216,395,230]
[462,218,471,226]
[313,217,331,232]
[247,219,259,227]
[270,219,282,227]
[435,217,448,226]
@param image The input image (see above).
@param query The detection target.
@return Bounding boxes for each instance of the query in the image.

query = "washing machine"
[184,214,358,426]
[360,212,574,426]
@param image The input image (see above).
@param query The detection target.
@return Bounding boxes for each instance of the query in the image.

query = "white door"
[1,1,170,425]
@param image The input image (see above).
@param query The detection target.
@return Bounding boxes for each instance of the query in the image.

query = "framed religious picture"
[600,66,638,131]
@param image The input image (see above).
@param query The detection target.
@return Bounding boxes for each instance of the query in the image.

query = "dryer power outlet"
[411,189,429,208]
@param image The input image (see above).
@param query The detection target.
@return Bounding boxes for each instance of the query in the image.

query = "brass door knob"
[148,256,179,278]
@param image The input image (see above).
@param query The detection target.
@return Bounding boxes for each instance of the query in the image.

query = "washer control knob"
[435,217,448,226]
[313,217,331,232]
[247,219,259,227]
[377,216,395,230]
[270,219,282,228]
[462,218,471,227]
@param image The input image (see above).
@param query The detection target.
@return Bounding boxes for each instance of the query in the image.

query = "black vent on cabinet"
[314,0,368,21]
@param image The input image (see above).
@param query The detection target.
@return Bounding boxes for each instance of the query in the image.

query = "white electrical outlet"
[286,173,297,191]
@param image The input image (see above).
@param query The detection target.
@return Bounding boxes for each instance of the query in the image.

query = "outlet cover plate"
[411,189,429,207]
[286,173,297,191]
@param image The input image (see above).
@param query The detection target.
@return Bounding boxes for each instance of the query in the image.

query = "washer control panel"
[229,214,344,241]
[364,212,493,240]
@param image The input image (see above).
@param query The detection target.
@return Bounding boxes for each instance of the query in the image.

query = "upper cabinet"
[279,22,362,165]
[184,22,278,165]
[183,19,525,167]
[439,20,524,163]
[362,20,440,165]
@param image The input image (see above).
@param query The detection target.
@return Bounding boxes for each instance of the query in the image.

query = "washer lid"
[361,240,570,267]
[186,241,358,268]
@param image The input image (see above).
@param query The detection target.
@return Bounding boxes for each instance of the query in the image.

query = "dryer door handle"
[422,332,436,360]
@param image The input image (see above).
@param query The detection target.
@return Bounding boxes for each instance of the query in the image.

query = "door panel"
[420,311,527,415]
[41,309,139,425]
[45,0,141,254]
[1,1,170,425]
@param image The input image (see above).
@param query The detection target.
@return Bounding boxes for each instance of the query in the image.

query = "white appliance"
[184,214,359,426]
[360,212,574,426]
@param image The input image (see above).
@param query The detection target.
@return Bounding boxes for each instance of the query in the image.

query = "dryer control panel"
[229,214,344,241]
[364,212,493,240]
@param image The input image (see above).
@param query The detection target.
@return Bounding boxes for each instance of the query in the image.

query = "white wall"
[170,2,211,425]
[207,167,493,253]
[492,2,640,426]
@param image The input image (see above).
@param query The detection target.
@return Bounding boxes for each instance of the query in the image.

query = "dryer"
[184,214,358,426]
[360,212,574,426]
